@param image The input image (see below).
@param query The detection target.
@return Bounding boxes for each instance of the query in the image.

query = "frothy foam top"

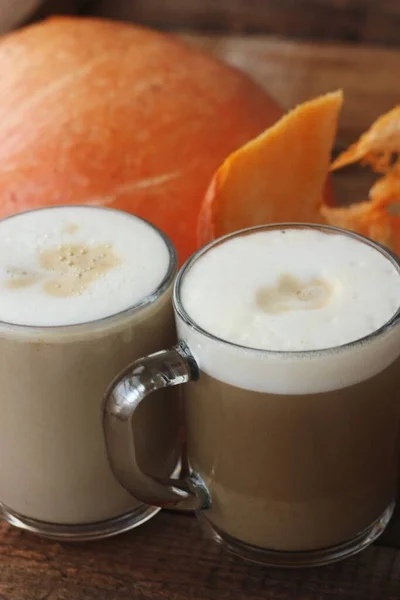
[181,228,400,351]
[177,228,400,394]
[0,207,171,327]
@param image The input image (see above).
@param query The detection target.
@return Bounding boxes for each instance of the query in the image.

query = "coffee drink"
[0,206,178,537]
[178,227,400,552]
[102,224,400,566]
[184,364,400,551]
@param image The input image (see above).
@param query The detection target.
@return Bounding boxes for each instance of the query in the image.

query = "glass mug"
[103,223,400,567]
[0,206,180,541]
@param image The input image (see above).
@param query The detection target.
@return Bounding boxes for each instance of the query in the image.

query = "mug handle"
[102,341,211,510]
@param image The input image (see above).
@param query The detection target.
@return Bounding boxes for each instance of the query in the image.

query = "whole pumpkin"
[0,17,282,262]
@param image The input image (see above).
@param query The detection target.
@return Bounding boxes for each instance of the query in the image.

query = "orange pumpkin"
[0,16,284,263]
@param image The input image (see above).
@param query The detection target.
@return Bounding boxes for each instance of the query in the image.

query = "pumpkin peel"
[330,106,400,173]
[197,91,343,246]
[324,105,400,253]
[198,92,400,256]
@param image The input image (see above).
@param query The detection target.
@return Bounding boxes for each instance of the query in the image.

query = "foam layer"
[0,207,171,326]
[177,227,400,394]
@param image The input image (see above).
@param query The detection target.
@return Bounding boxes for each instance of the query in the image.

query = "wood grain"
[1,511,400,600]
[94,0,400,46]
[179,33,400,150]
[27,0,89,22]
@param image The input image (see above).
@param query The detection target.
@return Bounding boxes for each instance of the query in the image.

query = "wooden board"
[180,33,400,150]
[94,0,400,46]
[1,512,400,600]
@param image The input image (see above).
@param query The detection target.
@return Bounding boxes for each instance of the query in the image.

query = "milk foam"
[0,207,171,326]
[177,227,400,394]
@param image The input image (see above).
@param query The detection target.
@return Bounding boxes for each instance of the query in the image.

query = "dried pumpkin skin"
[197,91,343,246]
[323,106,400,253]
[331,106,400,173]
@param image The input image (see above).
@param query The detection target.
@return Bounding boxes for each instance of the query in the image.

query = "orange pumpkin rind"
[197,90,343,246]
[198,90,400,256]
[324,105,400,253]
[330,105,400,174]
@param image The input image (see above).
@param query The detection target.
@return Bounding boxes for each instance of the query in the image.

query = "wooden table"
[1,32,400,600]
[1,509,400,600]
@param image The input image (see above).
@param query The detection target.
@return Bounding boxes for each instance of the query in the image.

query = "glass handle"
[103,341,211,509]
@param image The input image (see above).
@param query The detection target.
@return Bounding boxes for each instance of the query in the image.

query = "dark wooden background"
[30,0,400,46]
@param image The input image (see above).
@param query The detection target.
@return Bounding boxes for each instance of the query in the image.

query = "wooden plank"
[94,0,400,46]
[26,0,88,23]
[179,33,400,150]
[1,511,400,600]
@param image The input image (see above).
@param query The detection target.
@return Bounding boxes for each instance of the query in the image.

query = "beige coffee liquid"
[0,207,179,524]
[186,365,400,551]
[179,227,400,551]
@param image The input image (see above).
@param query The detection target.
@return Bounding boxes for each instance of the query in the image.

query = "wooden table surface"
[1,32,400,600]
[1,510,400,600]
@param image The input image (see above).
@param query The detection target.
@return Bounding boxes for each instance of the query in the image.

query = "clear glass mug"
[0,208,180,541]
[103,224,400,567]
